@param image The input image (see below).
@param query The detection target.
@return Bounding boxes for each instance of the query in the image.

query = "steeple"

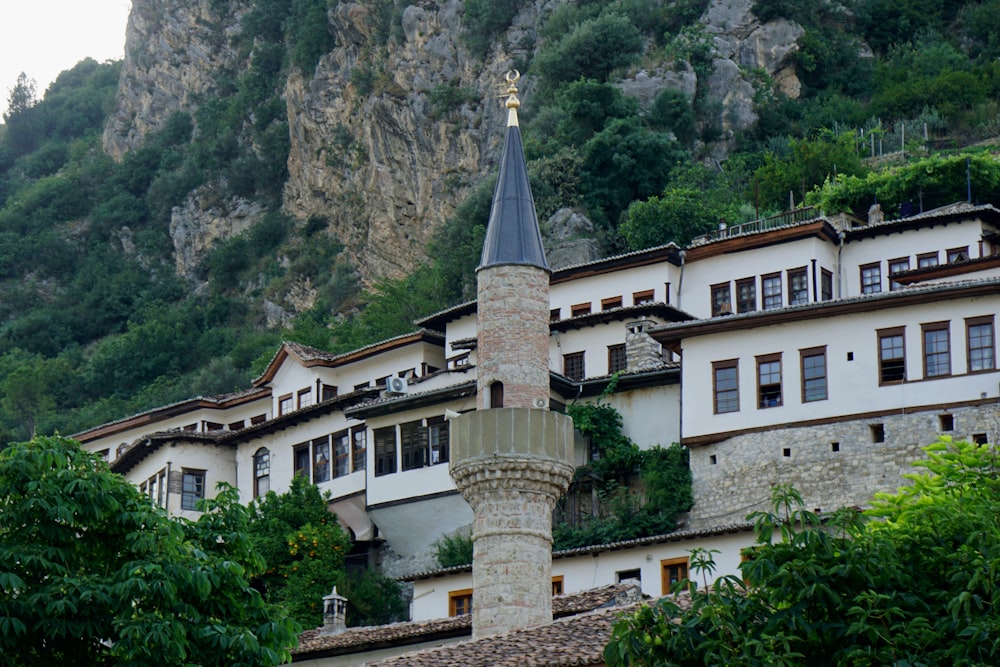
[478,71,549,273]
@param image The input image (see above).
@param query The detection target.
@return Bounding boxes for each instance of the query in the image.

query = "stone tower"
[449,73,576,639]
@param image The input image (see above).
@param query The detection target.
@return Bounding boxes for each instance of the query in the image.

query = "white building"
[74,200,1000,622]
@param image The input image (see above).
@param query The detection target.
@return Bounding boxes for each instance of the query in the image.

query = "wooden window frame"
[428,416,449,465]
[712,359,739,414]
[373,426,397,477]
[947,245,970,263]
[278,393,293,416]
[710,282,732,316]
[736,277,756,313]
[313,436,331,482]
[661,557,689,594]
[293,443,311,481]
[552,576,564,596]
[917,251,939,268]
[921,321,951,378]
[332,431,351,478]
[877,326,906,385]
[400,420,427,471]
[756,353,782,409]
[966,315,996,373]
[608,343,627,374]
[761,272,782,310]
[563,351,585,381]
[250,414,266,425]
[550,308,561,322]
[297,387,313,409]
[632,289,654,305]
[888,256,910,291]
[181,469,206,511]
[570,302,592,317]
[253,448,270,498]
[800,346,828,403]
[449,589,473,617]
[601,296,623,310]
[351,426,367,473]
[820,268,833,301]
[860,262,882,294]
[787,266,809,305]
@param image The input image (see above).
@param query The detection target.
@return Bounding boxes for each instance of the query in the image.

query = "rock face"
[104,0,807,291]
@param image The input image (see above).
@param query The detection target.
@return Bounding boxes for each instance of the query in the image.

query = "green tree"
[605,436,1000,666]
[0,435,298,666]
[619,188,721,250]
[247,475,351,628]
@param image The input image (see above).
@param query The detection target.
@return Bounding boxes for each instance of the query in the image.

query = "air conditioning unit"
[386,376,409,395]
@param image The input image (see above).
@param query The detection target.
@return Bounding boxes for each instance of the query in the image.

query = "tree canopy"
[0,436,298,666]
[605,437,1000,666]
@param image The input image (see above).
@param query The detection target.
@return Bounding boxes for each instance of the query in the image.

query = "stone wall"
[687,404,1000,529]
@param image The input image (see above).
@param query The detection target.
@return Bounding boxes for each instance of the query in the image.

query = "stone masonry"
[686,404,1000,529]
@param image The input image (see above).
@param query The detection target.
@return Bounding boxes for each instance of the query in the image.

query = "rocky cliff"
[104,0,804,292]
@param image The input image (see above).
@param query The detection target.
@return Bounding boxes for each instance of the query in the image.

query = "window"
[736,277,756,313]
[762,273,782,310]
[250,414,266,425]
[756,354,782,408]
[870,424,885,443]
[917,251,938,268]
[878,327,906,384]
[617,569,641,583]
[298,388,313,409]
[601,296,623,310]
[860,262,881,294]
[800,347,827,402]
[552,576,564,596]
[888,257,909,290]
[333,431,350,478]
[401,420,427,471]
[449,589,472,616]
[203,421,223,431]
[939,414,954,432]
[632,289,654,305]
[375,375,390,388]
[374,427,397,476]
[228,419,245,431]
[711,282,732,316]
[563,352,585,381]
[661,557,689,594]
[713,359,739,414]
[294,445,311,479]
[967,316,996,372]
[181,470,206,511]
[321,384,338,401]
[550,308,561,321]
[821,269,833,301]
[352,426,367,473]
[788,267,809,305]
[354,382,370,392]
[253,448,270,498]
[490,381,504,408]
[428,416,449,465]
[278,394,293,415]
[608,344,627,374]
[313,436,331,482]
[947,246,969,263]
[571,302,591,317]
[922,322,951,378]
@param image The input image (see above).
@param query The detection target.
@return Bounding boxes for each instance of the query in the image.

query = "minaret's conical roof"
[478,72,549,272]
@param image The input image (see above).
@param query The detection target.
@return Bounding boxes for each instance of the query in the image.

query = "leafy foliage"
[605,437,1000,667]
[554,402,692,549]
[435,532,474,568]
[0,436,298,665]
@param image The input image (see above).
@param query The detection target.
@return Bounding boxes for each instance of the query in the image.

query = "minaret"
[449,72,576,639]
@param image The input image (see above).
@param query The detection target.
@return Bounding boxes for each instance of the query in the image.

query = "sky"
[1,0,131,118]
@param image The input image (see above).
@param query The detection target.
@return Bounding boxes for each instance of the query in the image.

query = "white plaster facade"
[72,201,1000,624]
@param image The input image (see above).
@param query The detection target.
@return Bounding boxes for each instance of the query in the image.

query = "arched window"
[490,381,504,409]
[253,448,270,498]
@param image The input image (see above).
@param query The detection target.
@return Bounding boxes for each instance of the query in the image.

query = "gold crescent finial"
[503,70,520,126]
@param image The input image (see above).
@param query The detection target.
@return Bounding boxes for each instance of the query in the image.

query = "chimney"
[449,72,575,640]
[868,203,883,225]
[319,586,347,636]
[626,320,665,372]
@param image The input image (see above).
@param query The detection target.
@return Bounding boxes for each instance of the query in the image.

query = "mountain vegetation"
[2,0,1000,443]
